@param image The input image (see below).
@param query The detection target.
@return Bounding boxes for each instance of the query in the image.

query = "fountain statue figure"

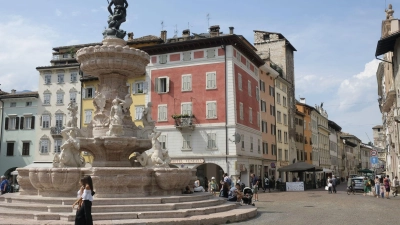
[103,0,128,39]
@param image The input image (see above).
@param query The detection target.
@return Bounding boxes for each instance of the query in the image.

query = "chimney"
[229,27,234,35]
[300,98,306,104]
[11,89,16,94]
[128,32,134,40]
[160,30,167,43]
[182,29,190,40]
[209,25,220,37]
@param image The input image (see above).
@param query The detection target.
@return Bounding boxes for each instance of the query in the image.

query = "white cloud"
[0,16,58,92]
[337,59,380,111]
[55,9,62,17]
[71,11,80,17]
[296,73,342,95]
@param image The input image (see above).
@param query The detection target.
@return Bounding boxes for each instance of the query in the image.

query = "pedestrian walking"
[374,176,380,198]
[264,176,271,193]
[250,174,259,201]
[384,176,390,199]
[331,175,337,193]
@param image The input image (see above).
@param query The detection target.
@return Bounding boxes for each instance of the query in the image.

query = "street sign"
[370,157,379,164]
[370,149,377,156]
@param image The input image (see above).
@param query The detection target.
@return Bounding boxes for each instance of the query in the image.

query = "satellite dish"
[234,133,241,144]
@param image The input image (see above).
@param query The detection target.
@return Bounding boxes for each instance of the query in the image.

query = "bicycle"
[347,185,355,195]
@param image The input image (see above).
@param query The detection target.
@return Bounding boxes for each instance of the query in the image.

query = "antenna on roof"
[161,20,165,30]
[173,24,178,38]
[365,132,372,143]
[207,13,210,31]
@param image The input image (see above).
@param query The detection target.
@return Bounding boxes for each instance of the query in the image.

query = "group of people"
[326,175,338,194]
[373,175,398,199]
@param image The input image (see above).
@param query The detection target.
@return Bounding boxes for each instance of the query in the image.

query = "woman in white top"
[73,175,95,225]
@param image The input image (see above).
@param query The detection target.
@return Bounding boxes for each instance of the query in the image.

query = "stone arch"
[193,163,225,189]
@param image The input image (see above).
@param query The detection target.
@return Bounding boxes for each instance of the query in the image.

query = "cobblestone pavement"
[1,183,399,225]
[231,183,400,225]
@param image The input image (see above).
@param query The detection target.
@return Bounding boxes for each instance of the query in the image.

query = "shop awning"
[278,162,323,172]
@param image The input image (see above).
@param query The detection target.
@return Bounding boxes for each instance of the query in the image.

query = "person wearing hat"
[1,176,9,195]
[209,177,217,195]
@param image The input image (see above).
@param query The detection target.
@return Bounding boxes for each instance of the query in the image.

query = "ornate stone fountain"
[16,0,195,198]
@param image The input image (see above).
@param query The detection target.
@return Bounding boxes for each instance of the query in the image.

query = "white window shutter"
[143,82,148,94]
[132,83,136,94]
[82,88,86,98]
[166,77,170,93]
[154,78,159,93]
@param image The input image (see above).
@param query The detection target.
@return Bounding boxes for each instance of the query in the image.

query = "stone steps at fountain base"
[0,206,257,225]
[0,198,226,213]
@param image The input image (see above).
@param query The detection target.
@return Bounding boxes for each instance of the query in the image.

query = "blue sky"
[0,0,395,143]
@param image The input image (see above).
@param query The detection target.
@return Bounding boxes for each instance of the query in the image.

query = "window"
[42,115,50,128]
[159,54,167,64]
[277,111,281,123]
[181,75,192,91]
[84,110,92,124]
[256,87,260,101]
[271,124,275,135]
[206,101,217,119]
[83,87,95,98]
[45,75,51,84]
[261,100,267,112]
[262,121,268,133]
[54,139,62,153]
[43,93,51,105]
[249,108,253,123]
[207,133,217,149]
[269,86,275,97]
[257,112,260,127]
[263,142,268,154]
[6,116,18,130]
[132,81,148,94]
[248,80,252,96]
[158,105,167,121]
[40,139,49,154]
[207,49,215,58]
[22,142,30,156]
[26,102,32,107]
[182,134,191,150]
[246,60,250,69]
[285,150,288,161]
[241,134,245,150]
[278,149,282,160]
[70,92,77,103]
[206,72,217,89]
[55,114,63,128]
[258,139,261,154]
[181,102,192,115]
[23,116,34,129]
[278,130,282,142]
[277,93,281,104]
[270,105,275,116]
[238,74,242,90]
[284,132,288,143]
[250,136,253,152]
[155,77,170,93]
[10,102,16,107]
[70,73,78,82]
[284,114,287,125]
[159,135,167,149]
[236,51,241,61]
[135,106,144,120]
[57,74,64,83]
[239,103,243,120]
[7,142,14,156]
[283,96,287,107]
[56,93,64,104]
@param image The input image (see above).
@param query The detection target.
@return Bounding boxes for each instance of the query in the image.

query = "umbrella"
[358,169,373,174]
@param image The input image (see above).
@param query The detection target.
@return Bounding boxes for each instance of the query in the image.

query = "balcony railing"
[50,126,64,137]
[172,115,196,130]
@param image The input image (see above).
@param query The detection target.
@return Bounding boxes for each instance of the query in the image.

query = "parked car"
[351,177,366,192]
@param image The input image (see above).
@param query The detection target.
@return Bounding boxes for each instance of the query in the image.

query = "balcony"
[172,115,196,131]
[382,89,396,113]
[50,126,64,137]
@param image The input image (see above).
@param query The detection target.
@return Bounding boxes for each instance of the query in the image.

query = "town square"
[0,0,399,224]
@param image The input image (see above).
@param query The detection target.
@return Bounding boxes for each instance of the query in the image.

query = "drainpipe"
[222,43,229,175]
[79,65,83,129]
[0,99,4,154]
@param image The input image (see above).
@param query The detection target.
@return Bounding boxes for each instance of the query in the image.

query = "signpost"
[370,157,379,166]
[370,149,377,157]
